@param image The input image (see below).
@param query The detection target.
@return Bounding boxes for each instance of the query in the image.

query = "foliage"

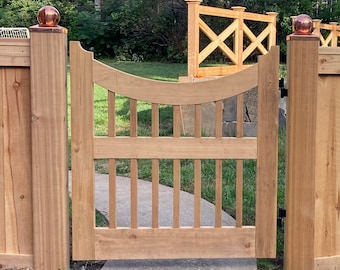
[2,0,340,61]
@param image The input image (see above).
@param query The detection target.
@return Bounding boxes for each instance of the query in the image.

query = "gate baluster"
[130,99,138,228]
[151,103,159,228]
[215,100,223,228]
[108,91,117,228]
[194,104,202,228]
[236,94,244,227]
[173,105,181,228]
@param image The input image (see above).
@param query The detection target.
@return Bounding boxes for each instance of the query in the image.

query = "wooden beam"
[93,137,257,160]
[318,47,340,74]
[94,227,256,260]
[70,41,96,260]
[256,46,279,258]
[0,253,33,268]
[315,256,340,270]
[0,39,30,67]
[285,34,320,269]
[30,25,69,269]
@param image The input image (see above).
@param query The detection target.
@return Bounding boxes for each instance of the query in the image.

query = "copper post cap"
[37,6,60,27]
[294,14,313,35]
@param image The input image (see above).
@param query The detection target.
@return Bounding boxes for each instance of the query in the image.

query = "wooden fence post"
[266,12,278,49]
[232,6,245,72]
[186,0,202,78]
[29,6,69,269]
[285,15,319,270]
[313,19,321,38]
[329,22,338,47]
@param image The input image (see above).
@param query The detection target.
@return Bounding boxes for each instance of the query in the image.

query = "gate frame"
[70,41,279,261]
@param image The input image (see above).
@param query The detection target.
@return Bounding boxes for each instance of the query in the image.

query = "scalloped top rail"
[71,41,258,105]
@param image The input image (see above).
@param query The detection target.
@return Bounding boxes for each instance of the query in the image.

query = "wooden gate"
[71,41,279,260]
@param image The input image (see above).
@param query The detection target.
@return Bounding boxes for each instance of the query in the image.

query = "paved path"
[69,172,257,269]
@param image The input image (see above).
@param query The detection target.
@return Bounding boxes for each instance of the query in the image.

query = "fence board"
[315,256,340,270]
[0,253,33,268]
[314,74,340,258]
[319,47,340,74]
[0,39,30,67]
[0,69,4,253]
[0,67,32,260]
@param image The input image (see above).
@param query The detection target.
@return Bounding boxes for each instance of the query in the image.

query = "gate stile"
[71,41,279,260]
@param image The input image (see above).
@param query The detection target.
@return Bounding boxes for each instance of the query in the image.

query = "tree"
[2,0,340,62]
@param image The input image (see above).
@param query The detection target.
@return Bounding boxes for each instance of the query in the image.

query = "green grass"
[101,60,188,82]
[68,60,286,270]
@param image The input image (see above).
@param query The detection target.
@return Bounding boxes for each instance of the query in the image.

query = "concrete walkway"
[69,172,257,269]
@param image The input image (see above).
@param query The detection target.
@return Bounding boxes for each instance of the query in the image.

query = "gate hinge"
[279,78,288,98]
[277,208,286,228]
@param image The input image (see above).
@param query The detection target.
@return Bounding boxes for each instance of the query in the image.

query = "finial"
[293,14,313,35]
[37,6,60,27]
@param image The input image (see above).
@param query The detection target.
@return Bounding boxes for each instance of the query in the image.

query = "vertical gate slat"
[194,104,201,228]
[236,161,243,227]
[152,103,159,228]
[71,42,95,259]
[215,100,223,227]
[235,7,245,228]
[255,46,279,258]
[108,91,116,228]
[173,105,181,228]
[236,94,244,227]
[130,99,138,228]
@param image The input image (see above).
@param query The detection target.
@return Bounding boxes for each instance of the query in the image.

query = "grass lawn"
[68,60,286,270]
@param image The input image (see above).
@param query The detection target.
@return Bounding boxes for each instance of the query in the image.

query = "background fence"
[185,0,277,78]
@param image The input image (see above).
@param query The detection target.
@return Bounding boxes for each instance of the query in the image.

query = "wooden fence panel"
[313,47,340,266]
[0,37,33,268]
[0,66,33,267]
